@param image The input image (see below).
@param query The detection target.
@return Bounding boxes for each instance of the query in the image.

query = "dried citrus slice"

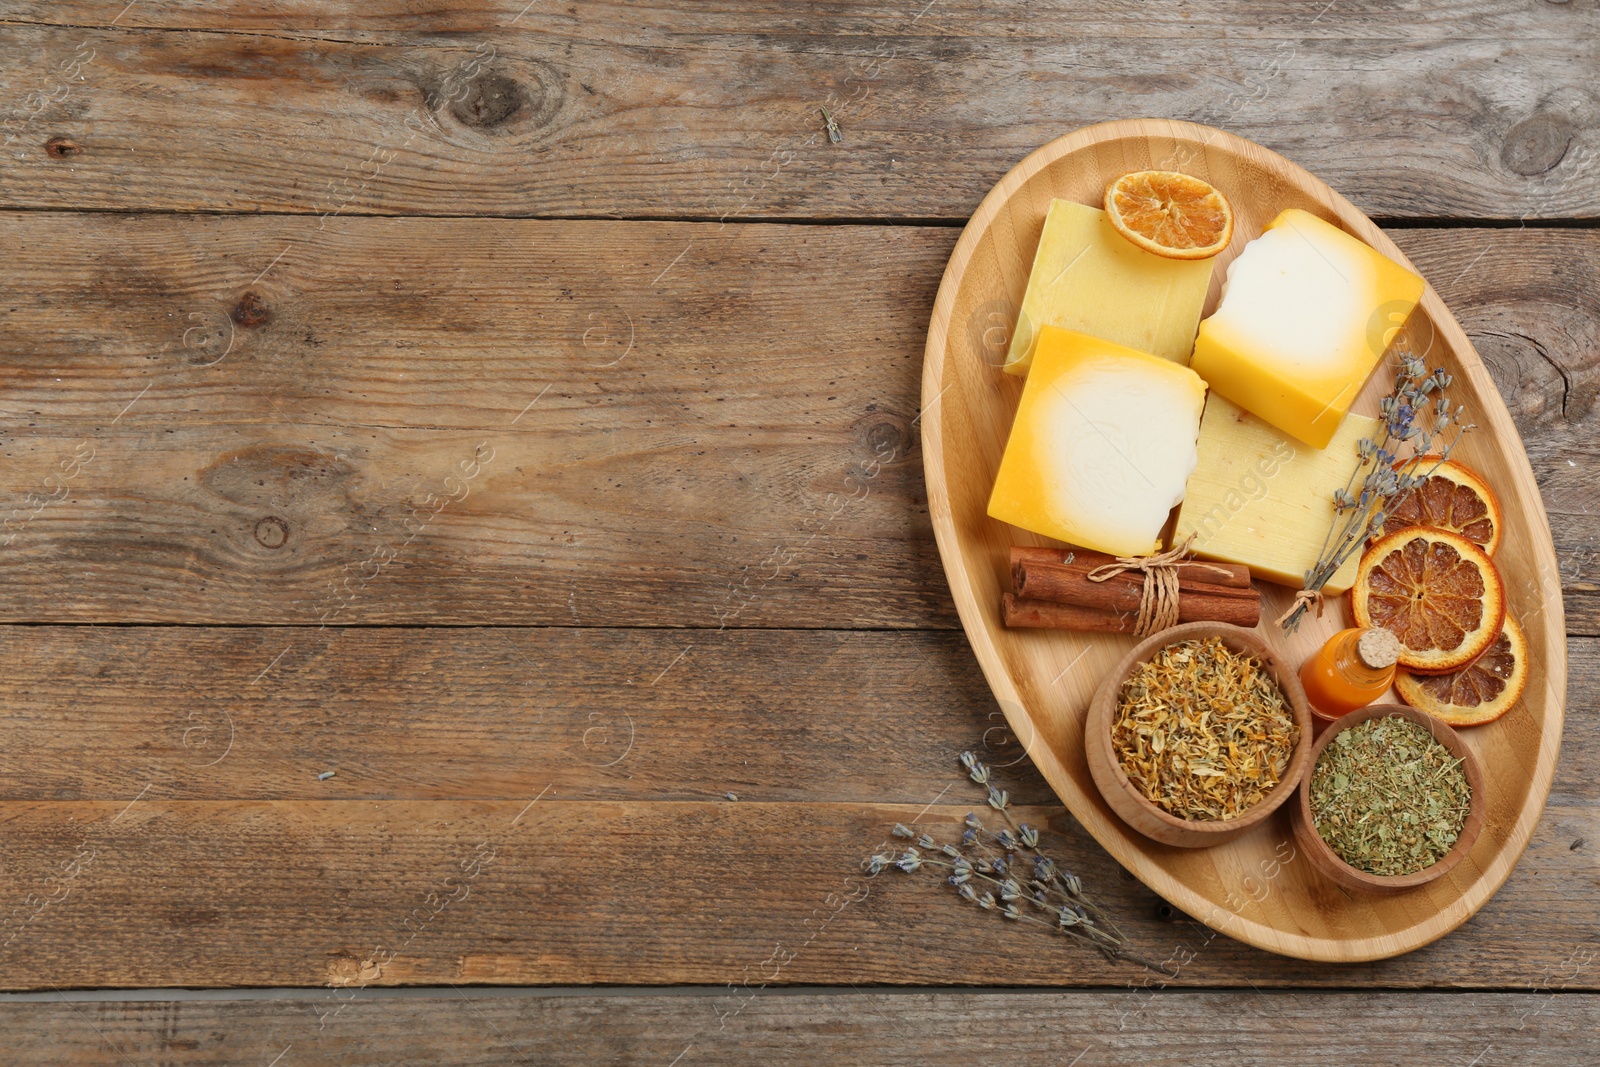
[1396,615,1527,727]
[1352,528,1506,674]
[1104,170,1234,260]
[1379,459,1504,555]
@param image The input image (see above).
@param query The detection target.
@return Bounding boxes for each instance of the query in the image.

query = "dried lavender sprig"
[1316,415,1467,571]
[963,827,1123,943]
[868,751,1177,968]
[868,848,1127,954]
[1315,353,1438,558]
[957,756,1127,943]
[963,821,1089,911]
[1282,346,1475,632]
[957,755,1126,941]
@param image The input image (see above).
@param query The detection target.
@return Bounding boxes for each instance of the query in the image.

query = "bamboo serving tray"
[920,118,1566,962]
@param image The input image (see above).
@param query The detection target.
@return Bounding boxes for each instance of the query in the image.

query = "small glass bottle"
[1299,627,1401,723]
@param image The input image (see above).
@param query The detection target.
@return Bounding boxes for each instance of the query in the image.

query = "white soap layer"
[1034,359,1204,553]
[1211,219,1379,374]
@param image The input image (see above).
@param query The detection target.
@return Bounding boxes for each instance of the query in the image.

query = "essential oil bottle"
[1300,627,1401,723]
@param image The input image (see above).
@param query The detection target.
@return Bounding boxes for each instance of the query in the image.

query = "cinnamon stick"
[1002,589,1261,632]
[1003,593,1140,633]
[1013,558,1258,614]
[1008,546,1251,589]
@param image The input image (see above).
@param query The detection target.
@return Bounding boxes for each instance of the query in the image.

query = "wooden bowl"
[1085,622,1314,848]
[1291,704,1486,895]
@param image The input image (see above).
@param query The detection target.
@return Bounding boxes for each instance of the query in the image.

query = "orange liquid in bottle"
[1299,627,1400,724]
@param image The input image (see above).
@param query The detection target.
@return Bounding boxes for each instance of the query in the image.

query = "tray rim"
[919,117,1568,962]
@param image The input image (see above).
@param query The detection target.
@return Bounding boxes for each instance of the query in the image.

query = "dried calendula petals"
[1112,637,1298,822]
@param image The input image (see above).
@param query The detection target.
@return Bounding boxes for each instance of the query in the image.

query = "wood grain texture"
[4,990,1600,1066]
[0,4,1596,220]
[2,626,1595,805]
[0,213,950,627]
[0,797,1596,991]
[0,627,1596,990]
[1395,227,1600,634]
[0,214,1595,628]
[0,626,1022,804]
[0,0,1594,1031]
[920,119,1568,961]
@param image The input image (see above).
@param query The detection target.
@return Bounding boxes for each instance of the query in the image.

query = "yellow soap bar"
[1172,395,1380,594]
[989,327,1207,557]
[1003,199,1214,375]
[1191,208,1425,449]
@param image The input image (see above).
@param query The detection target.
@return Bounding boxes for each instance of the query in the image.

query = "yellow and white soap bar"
[1190,208,1425,449]
[1003,200,1214,375]
[989,327,1207,557]
[1173,395,1379,594]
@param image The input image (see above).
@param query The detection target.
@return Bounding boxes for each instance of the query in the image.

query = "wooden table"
[1,3,1595,1062]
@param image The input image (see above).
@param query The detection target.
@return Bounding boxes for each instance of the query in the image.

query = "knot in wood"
[254,516,290,549]
[1502,112,1574,176]
[855,411,911,464]
[231,290,272,328]
[449,72,527,129]
[326,955,381,986]
[44,137,82,159]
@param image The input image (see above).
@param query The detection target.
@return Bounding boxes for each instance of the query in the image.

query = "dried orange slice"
[1104,171,1234,260]
[1396,615,1527,727]
[1352,528,1505,674]
[1379,459,1504,555]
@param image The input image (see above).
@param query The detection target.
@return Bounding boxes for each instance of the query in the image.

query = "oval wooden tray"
[920,118,1567,962]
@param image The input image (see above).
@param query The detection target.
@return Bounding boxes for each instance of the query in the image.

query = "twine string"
[1085,535,1229,637]
[1275,587,1325,627]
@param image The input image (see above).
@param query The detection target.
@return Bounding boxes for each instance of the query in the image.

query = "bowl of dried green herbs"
[1292,704,1485,894]
[1086,622,1314,848]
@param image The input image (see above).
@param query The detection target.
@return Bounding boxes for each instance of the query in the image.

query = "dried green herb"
[1309,716,1471,876]
[1113,637,1298,821]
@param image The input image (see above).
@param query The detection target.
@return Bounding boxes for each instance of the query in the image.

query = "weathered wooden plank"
[1,216,1595,627]
[0,214,951,627]
[12,0,1589,36]
[0,626,1592,990]
[4,990,1599,1066]
[1394,227,1600,634]
[0,626,1031,804]
[0,4,1595,220]
[1,626,1594,807]
[0,798,1592,989]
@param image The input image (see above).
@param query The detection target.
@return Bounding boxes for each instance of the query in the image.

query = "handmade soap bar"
[989,327,1207,556]
[1190,208,1425,449]
[1172,394,1380,594]
[1003,199,1214,375]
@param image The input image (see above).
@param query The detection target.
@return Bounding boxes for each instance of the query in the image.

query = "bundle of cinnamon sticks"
[1001,546,1261,633]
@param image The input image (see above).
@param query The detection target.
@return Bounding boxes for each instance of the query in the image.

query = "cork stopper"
[1356,627,1402,670]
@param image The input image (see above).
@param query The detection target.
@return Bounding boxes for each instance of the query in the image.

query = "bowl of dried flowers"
[1086,621,1313,848]
[1290,704,1485,894]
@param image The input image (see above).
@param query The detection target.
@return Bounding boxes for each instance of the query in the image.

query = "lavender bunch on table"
[863,752,1161,967]
[1279,348,1474,633]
